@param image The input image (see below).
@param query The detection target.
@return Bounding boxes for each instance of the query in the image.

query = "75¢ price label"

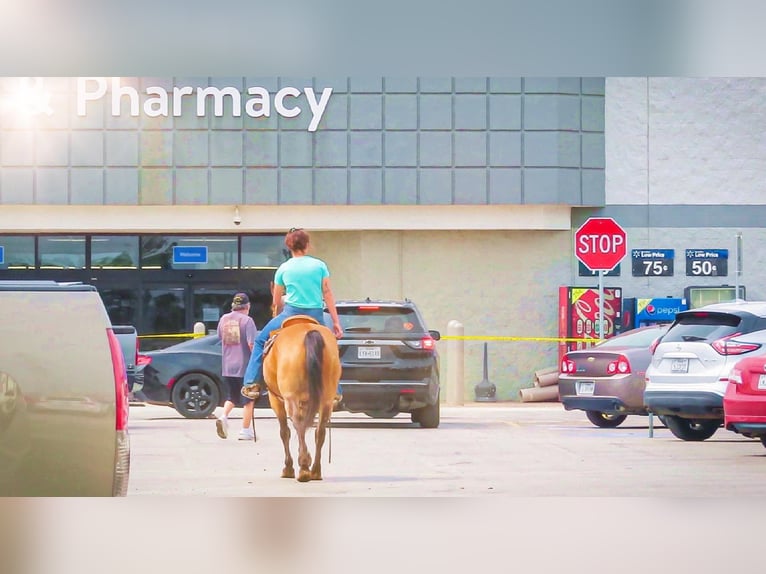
[632,249,674,277]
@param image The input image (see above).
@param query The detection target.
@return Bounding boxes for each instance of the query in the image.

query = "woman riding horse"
[242,227,343,400]
[241,228,344,481]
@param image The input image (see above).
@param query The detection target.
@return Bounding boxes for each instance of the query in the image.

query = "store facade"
[0,76,605,396]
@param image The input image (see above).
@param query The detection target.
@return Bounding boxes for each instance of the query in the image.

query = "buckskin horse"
[262,315,341,482]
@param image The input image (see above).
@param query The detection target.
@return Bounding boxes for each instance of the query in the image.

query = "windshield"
[661,312,741,344]
[336,306,424,334]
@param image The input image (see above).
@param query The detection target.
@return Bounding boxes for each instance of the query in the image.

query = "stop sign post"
[574,217,627,338]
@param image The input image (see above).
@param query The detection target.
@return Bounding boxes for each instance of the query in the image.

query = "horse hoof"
[297,471,311,483]
[281,468,295,479]
[310,473,322,481]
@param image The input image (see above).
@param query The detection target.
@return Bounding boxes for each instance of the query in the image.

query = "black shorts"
[223,376,253,406]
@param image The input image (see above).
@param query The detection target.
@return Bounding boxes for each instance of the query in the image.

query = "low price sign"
[685,249,728,277]
[632,249,674,277]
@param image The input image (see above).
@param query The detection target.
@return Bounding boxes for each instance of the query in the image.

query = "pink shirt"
[217,310,257,377]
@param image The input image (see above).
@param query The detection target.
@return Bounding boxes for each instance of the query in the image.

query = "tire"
[171,373,221,419]
[663,416,720,441]
[414,398,440,429]
[657,415,668,427]
[760,436,766,449]
[585,411,627,428]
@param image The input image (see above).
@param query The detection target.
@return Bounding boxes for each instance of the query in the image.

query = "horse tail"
[304,329,325,418]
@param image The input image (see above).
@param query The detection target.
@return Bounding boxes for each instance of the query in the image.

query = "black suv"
[330,299,441,428]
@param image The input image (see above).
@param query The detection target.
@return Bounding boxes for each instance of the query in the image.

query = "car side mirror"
[429,330,441,341]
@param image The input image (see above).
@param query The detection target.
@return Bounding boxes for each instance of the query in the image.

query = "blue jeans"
[244,305,341,397]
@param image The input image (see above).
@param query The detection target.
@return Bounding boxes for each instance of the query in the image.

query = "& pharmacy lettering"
[77,77,333,132]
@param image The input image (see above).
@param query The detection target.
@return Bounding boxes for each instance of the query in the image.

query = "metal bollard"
[446,320,464,406]
[474,342,497,402]
[648,411,654,438]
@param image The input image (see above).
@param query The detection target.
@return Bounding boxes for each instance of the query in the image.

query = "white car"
[644,301,766,441]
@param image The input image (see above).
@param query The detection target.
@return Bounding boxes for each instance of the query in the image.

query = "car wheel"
[760,436,766,449]
[663,416,720,441]
[171,373,221,419]
[657,415,668,427]
[585,411,627,428]
[414,397,440,429]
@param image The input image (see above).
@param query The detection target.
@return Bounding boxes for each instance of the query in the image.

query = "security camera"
[233,207,241,226]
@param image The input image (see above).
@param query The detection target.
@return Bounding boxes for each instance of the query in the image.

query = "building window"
[0,236,35,269]
[91,236,140,269]
[140,235,238,270]
[38,236,86,269]
[241,235,289,269]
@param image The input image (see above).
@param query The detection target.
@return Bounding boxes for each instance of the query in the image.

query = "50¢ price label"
[685,249,728,277]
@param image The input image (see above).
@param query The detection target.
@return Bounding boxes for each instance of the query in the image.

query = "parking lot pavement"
[126,402,766,497]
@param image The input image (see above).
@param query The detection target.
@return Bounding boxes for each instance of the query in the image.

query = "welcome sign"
[77,77,333,132]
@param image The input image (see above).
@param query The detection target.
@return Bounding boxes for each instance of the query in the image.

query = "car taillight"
[107,328,129,431]
[561,357,576,374]
[729,368,743,385]
[711,333,761,355]
[136,354,153,367]
[649,337,661,355]
[405,336,436,350]
[606,354,631,375]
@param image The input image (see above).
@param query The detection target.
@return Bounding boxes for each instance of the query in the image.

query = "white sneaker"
[238,427,255,441]
[215,416,229,439]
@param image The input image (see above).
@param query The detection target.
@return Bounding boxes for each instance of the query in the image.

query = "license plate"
[758,374,766,390]
[358,346,381,359]
[671,358,689,373]
[576,381,595,396]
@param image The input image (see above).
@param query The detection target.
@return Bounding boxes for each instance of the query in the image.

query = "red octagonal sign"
[574,217,627,271]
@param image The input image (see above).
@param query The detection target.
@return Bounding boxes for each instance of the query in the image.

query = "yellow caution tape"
[136,332,600,343]
[440,335,602,343]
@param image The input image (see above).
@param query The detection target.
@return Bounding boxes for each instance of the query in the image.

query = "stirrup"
[241,383,261,400]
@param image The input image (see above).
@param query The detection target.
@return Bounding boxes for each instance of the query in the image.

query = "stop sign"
[574,217,627,271]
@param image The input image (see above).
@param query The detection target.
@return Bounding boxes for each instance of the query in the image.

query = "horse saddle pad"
[263,315,322,357]
[280,314,320,329]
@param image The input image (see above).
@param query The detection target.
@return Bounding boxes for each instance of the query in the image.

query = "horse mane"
[304,329,325,419]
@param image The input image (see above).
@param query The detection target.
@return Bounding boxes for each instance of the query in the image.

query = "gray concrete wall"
[572,78,766,303]
[312,229,571,401]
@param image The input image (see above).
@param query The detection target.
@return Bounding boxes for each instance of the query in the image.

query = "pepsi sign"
[635,298,688,326]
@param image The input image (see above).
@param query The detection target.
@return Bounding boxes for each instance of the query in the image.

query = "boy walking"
[215,292,258,441]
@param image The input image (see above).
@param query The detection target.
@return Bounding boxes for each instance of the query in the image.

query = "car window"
[598,327,667,348]
[661,312,742,343]
[336,306,424,334]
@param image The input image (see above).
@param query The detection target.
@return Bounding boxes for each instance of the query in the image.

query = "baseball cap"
[232,293,250,309]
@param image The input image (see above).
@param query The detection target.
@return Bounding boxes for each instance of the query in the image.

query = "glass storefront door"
[98,287,139,326]
[192,286,237,334]
[142,285,187,342]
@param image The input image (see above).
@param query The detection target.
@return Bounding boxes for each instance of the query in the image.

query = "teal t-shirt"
[274,255,330,309]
